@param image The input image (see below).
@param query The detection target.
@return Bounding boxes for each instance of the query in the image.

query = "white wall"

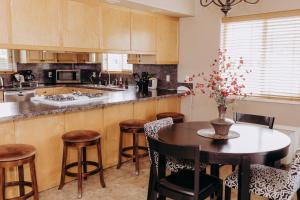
[179,0,300,126]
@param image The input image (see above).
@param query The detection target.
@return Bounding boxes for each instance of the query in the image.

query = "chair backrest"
[234,112,275,129]
[147,137,201,199]
[144,118,174,167]
[144,117,174,139]
[288,148,300,192]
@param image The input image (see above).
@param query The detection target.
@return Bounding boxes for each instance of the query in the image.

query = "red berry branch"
[184,49,252,107]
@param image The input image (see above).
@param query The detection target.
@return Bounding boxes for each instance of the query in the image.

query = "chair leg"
[58,142,68,190]
[97,140,106,188]
[211,164,220,177]
[134,132,140,175]
[18,165,25,197]
[133,133,136,163]
[147,169,154,200]
[225,186,231,200]
[77,147,83,199]
[82,147,87,181]
[297,187,300,200]
[216,183,223,200]
[29,160,39,200]
[0,168,5,200]
[116,129,123,169]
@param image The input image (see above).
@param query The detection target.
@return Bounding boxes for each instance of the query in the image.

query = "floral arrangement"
[184,49,251,108]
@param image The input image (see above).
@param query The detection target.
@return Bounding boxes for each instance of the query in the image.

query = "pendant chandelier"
[200,0,260,15]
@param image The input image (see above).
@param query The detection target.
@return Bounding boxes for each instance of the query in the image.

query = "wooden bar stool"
[156,112,184,123]
[0,144,39,200]
[58,130,105,199]
[117,119,149,175]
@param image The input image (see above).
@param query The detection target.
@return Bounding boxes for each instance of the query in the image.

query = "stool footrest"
[65,161,101,178]
[5,181,35,200]
[121,146,148,158]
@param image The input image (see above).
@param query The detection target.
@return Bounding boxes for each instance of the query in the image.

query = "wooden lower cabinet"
[35,88,55,96]
[14,114,65,192]
[0,96,181,192]
[0,91,3,102]
[103,103,134,167]
[157,96,181,114]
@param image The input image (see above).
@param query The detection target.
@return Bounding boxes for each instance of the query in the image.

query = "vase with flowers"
[184,49,251,136]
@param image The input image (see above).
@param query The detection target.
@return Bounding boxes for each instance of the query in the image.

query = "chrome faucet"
[0,76,3,89]
[107,71,111,86]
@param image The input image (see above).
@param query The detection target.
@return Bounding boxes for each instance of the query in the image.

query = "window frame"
[101,53,133,74]
[221,9,300,102]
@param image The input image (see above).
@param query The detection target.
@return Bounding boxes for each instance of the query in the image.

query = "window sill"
[233,96,300,105]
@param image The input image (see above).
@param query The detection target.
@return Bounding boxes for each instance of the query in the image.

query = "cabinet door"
[101,4,131,51]
[35,88,55,96]
[10,0,62,48]
[57,53,77,63]
[0,0,10,46]
[42,51,57,63]
[0,91,3,103]
[156,16,179,64]
[77,53,90,63]
[27,51,43,63]
[131,11,156,53]
[63,0,100,50]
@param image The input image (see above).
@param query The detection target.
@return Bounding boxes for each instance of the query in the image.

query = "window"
[221,11,300,100]
[0,49,16,72]
[102,53,133,73]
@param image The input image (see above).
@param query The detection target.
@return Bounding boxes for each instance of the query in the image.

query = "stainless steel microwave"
[56,70,81,83]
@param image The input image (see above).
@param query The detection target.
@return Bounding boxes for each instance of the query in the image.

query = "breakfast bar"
[0,86,183,196]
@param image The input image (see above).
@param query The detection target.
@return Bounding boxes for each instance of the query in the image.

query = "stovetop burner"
[73,92,103,98]
[45,95,76,102]
[44,93,104,102]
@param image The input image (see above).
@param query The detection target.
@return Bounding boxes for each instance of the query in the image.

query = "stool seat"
[119,119,149,130]
[157,112,184,123]
[0,144,36,162]
[62,130,100,143]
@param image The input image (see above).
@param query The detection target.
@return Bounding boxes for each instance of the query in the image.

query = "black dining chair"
[233,112,275,129]
[232,112,276,170]
[147,137,223,200]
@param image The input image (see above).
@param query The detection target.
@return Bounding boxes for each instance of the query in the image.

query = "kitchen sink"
[82,84,126,91]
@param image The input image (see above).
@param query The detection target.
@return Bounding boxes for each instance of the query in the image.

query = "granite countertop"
[0,86,184,123]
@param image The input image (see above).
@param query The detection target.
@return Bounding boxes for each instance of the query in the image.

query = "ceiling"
[98,0,195,17]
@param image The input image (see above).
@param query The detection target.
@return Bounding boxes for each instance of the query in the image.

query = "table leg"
[238,157,251,200]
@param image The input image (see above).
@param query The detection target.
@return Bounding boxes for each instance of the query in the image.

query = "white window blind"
[0,49,13,71]
[102,54,133,72]
[221,14,300,99]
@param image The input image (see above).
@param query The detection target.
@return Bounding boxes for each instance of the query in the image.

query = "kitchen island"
[0,86,183,196]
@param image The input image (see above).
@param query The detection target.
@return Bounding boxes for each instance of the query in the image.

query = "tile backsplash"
[133,64,178,89]
[1,63,178,89]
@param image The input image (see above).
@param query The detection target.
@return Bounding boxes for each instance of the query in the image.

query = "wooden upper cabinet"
[19,50,57,63]
[63,0,101,51]
[10,0,62,48]
[0,0,10,46]
[156,16,179,64]
[57,53,77,63]
[101,4,131,51]
[131,11,156,54]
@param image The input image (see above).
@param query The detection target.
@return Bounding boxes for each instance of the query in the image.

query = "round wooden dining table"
[158,121,291,200]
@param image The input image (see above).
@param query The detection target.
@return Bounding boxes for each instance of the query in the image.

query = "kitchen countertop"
[0,86,184,123]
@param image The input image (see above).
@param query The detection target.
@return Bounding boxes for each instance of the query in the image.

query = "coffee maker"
[19,70,35,82]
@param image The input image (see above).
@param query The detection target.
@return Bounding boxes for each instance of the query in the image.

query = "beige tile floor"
[39,158,297,200]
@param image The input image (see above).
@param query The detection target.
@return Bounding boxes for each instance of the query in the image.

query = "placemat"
[197,128,240,140]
